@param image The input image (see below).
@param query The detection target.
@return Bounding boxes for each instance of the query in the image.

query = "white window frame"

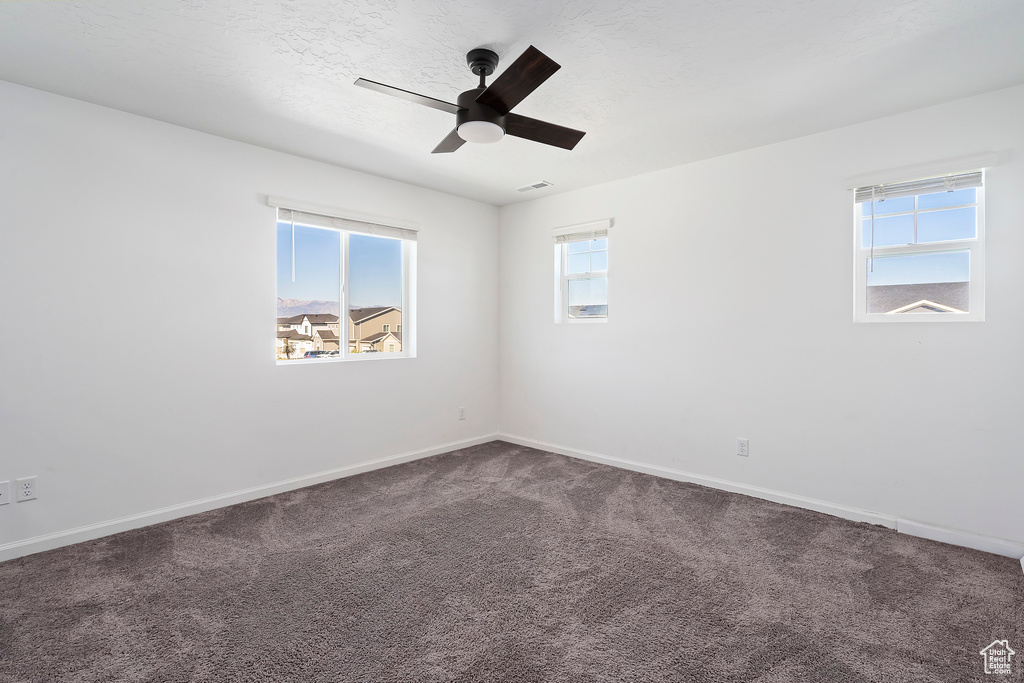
[382,324,390,333]
[552,218,613,324]
[270,197,417,363]
[852,171,986,323]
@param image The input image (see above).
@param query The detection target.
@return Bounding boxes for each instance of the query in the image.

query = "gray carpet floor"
[0,440,1021,682]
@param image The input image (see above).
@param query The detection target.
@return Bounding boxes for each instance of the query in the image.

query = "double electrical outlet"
[0,476,37,505]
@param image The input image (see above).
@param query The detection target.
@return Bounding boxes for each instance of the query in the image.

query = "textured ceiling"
[2,1,1023,206]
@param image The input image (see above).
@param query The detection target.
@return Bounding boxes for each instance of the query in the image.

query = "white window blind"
[854,171,983,203]
[554,228,609,244]
[551,218,614,244]
[276,208,417,242]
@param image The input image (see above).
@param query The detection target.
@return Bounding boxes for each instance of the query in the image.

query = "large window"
[554,220,611,323]
[274,203,416,362]
[854,171,984,322]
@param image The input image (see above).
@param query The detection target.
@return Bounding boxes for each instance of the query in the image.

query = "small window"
[382,324,390,333]
[854,172,984,322]
[554,223,610,323]
[275,205,416,361]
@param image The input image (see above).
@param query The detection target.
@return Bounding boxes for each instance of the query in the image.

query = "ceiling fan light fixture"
[457,120,504,144]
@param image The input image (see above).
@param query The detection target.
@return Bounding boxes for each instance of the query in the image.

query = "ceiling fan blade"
[475,46,560,115]
[431,128,466,154]
[505,114,585,150]
[354,78,461,115]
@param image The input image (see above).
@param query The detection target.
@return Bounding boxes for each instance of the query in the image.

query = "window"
[854,171,984,322]
[553,219,611,323]
[273,201,416,361]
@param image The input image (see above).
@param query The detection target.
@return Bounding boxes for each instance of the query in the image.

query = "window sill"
[561,317,608,325]
[276,353,415,365]
[854,313,984,323]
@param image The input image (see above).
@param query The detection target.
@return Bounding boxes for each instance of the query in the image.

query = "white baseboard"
[6,432,1022,573]
[896,518,1024,560]
[499,433,1024,563]
[0,433,499,564]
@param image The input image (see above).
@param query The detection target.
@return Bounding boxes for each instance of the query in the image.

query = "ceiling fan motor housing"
[466,48,499,77]
[456,87,505,132]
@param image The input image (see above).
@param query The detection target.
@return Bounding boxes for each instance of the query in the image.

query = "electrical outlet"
[0,481,9,506]
[736,439,749,457]
[458,407,466,421]
[15,476,37,502]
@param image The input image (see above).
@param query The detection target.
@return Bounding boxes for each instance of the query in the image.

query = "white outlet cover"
[737,439,750,457]
[15,476,37,502]
[0,481,9,505]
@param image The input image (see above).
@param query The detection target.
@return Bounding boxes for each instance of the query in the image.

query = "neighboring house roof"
[277,313,339,325]
[392,331,402,343]
[867,282,968,315]
[358,331,393,342]
[349,306,398,323]
[314,328,338,340]
[277,330,311,340]
[304,314,339,324]
[569,305,608,317]
[887,299,966,314]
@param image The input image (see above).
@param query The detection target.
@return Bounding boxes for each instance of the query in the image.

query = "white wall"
[3,77,1021,558]
[498,85,1024,546]
[0,81,499,551]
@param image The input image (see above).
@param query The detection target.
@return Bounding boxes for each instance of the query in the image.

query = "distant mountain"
[277,298,339,317]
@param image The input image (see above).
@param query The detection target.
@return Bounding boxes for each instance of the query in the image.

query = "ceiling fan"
[354,46,586,154]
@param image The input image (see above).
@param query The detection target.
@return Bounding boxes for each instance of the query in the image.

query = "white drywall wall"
[498,85,1024,546]
[0,81,499,549]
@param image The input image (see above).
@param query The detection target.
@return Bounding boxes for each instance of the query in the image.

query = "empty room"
[1,1,1022,681]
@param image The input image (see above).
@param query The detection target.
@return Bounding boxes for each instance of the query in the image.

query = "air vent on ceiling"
[516,180,554,192]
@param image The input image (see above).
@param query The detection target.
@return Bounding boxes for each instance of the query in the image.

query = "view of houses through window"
[855,172,982,320]
[561,237,608,320]
[276,219,405,360]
